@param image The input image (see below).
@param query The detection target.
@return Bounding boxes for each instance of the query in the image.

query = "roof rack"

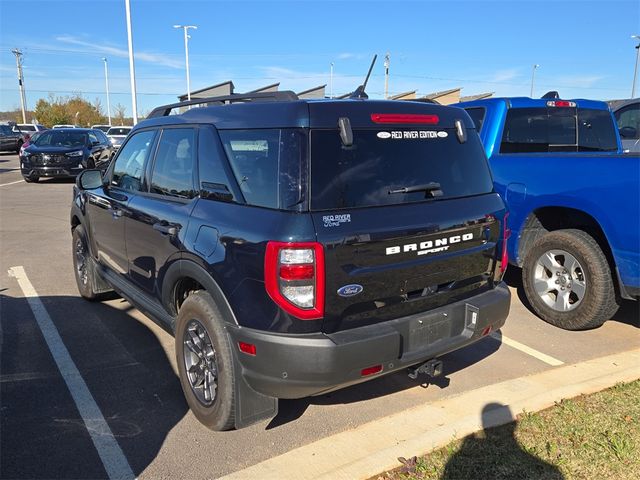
[147,91,300,118]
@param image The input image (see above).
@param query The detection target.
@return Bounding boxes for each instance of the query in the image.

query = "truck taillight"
[500,212,511,274]
[546,100,576,107]
[265,242,325,320]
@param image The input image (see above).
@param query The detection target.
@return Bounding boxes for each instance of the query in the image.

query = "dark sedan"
[20,128,114,182]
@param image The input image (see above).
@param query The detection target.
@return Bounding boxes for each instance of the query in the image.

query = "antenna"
[350,54,378,99]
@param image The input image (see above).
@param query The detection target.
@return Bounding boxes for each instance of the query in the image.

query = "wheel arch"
[162,260,238,328]
[517,206,620,291]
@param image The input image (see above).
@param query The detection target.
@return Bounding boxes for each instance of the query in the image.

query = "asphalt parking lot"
[1,151,638,479]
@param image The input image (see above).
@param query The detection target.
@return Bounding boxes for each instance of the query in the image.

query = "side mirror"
[91,140,100,146]
[619,126,637,139]
[77,169,103,190]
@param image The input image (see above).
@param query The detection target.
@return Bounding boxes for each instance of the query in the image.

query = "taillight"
[500,212,511,274]
[546,100,576,107]
[370,113,439,124]
[264,242,325,320]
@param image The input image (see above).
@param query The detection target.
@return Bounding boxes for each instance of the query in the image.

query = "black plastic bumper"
[227,282,511,399]
[21,164,84,178]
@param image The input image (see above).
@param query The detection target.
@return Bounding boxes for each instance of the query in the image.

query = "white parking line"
[490,332,564,366]
[8,266,135,480]
[0,179,23,187]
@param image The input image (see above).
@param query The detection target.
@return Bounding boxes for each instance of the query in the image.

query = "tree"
[31,94,106,127]
[113,103,127,126]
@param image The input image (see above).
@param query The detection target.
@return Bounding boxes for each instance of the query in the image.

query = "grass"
[374,380,640,480]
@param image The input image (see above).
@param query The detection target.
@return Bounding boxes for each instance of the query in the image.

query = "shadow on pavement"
[504,265,639,329]
[441,402,564,479]
[0,293,187,479]
[268,331,503,429]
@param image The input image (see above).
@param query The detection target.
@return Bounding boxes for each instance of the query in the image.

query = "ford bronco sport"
[71,91,511,430]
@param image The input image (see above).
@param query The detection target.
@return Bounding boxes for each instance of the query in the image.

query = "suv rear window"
[310,128,493,210]
[500,107,618,153]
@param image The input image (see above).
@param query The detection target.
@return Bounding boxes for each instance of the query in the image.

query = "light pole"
[530,64,540,97]
[174,24,197,101]
[124,0,138,124]
[330,62,334,98]
[384,52,390,99]
[632,35,640,98]
[102,58,112,126]
[11,49,27,123]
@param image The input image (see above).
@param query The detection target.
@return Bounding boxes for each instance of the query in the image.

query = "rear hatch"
[308,101,505,333]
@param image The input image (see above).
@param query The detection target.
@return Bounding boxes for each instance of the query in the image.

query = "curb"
[220,348,640,480]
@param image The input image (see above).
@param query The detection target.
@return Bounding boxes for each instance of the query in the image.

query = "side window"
[111,130,156,191]
[150,128,196,199]
[464,107,486,131]
[88,132,99,145]
[578,109,618,152]
[615,103,640,140]
[218,129,280,209]
[96,130,109,144]
[198,126,236,201]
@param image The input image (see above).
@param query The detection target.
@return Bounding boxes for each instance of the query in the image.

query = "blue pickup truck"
[457,96,639,330]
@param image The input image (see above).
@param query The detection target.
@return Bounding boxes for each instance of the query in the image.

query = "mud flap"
[231,349,278,429]
[88,256,113,294]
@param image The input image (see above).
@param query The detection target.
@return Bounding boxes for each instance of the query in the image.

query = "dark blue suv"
[71,92,511,430]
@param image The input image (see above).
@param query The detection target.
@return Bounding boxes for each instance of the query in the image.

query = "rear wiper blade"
[388,182,443,197]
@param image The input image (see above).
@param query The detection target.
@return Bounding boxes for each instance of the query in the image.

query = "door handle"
[153,223,177,236]
[109,206,123,218]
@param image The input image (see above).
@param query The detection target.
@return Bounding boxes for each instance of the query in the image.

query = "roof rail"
[147,91,299,118]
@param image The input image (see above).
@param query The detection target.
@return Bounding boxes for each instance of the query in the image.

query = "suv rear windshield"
[500,107,618,153]
[310,128,493,210]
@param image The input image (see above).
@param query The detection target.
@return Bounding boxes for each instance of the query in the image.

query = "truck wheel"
[23,175,39,183]
[175,290,236,430]
[72,225,108,301]
[522,229,619,330]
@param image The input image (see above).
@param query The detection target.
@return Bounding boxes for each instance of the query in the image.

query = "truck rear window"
[500,107,618,153]
[310,128,493,210]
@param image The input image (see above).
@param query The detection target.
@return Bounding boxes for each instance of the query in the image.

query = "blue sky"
[0,0,638,117]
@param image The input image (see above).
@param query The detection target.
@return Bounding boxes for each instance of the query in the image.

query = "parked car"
[20,128,114,182]
[14,123,46,134]
[611,98,640,153]
[106,126,132,149]
[91,124,112,133]
[457,96,639,330]
[52,124,78,129]
[71,91,511,430]
[0,123,27,152]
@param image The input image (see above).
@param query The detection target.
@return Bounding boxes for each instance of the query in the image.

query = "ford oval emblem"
[337,284,363,297]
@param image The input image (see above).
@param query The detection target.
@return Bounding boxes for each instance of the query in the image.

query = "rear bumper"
[228,282,511,399]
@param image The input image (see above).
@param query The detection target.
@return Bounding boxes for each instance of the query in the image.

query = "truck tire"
[522,229,619,330]
[72,224,109,301]
[23,175,39,183]
[175,290,236,430]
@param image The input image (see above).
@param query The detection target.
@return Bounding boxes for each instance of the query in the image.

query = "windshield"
[33,131,87,148]
[107,127,131,136]
[310,128,493,210]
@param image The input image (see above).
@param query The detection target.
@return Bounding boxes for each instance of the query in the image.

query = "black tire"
[175,291,236,430]
[72,225,105,301]
[23,175,39,183]
[522,229,619,330]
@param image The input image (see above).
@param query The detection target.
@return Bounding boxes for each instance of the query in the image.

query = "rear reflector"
[481,326,492,336]
[546,100,576,107]
[361,365,383,376]
[371,113,439,124]
[279,264,315,280]
[238,341,257,356]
